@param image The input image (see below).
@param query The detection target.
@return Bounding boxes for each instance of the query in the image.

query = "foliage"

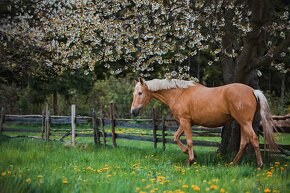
[0,0,289,79]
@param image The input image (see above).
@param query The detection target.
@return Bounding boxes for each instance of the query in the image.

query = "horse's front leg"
[174,126,188,154]
[180,119,195,166]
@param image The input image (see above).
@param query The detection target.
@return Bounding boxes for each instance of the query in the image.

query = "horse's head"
[131,78,152,117]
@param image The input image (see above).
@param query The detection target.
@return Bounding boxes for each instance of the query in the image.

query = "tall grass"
[0,134,289,193]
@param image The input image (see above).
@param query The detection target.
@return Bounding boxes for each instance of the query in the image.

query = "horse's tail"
[253,90,277,151]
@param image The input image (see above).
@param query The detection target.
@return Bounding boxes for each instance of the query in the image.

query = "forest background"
[0,0,289,119]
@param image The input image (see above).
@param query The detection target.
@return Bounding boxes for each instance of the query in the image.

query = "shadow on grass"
[0,133,11,144]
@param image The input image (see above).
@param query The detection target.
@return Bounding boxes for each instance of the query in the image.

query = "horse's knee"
[186,139,193,147]
[173,136,179,143]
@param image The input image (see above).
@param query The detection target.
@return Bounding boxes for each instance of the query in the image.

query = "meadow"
[0,132,289,193]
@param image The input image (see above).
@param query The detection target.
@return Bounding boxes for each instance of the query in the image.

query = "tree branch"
[250,35,290,70]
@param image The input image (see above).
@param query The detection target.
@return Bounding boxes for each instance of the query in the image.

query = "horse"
[130,78,276,167]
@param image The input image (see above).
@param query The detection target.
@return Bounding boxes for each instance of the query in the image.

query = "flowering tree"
[1,0,289,152]
[1,0,289,82]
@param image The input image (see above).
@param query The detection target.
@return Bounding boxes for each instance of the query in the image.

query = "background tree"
[0,0,289,153]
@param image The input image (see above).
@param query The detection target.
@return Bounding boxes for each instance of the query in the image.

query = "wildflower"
[280,167,285,171]
[264,188,271,193]
[157,176,165,182]
[63,178,68,184]
[1,172,6,176]
[182,184,189,189]
[220,188,225,193]
[7,171,12,176]
[26,178,32,183]
[150,178,156,182]
[192,185,200,191]
[146,185,151,189]
[106,174,111,178]
[136,187,141,191]
[210,185,218,190]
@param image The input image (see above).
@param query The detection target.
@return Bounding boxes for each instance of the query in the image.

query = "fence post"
[162,117,166,151]
[100,108,107,146]
[0,107,4,132]
[152,108,157,149]
[110,103,117,147]
[45,104,50,141]
[41,109,45,139]
[92,109,100,145]
[71,104,76,146]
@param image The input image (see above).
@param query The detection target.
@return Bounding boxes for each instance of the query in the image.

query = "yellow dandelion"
[210,185,218,190]
[103,167,109,172]
[146,185,151,189]
[264,188,271,193]
[26,178,32,183]
[7,171,12,176]
[157,176,165,182]
[182,184,189,189]
[192,185,200,191]
[63,178,68,184]
[220,188,225,193]
[135,187,141,191]
[141,178,146,182]
[1,171,6,176]
[280,167,285,171]
[150,178,156,182]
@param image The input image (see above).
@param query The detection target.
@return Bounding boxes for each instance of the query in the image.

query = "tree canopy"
[1,0,289,80]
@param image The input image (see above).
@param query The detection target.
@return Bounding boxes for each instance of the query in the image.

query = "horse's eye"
[138,92,142,96]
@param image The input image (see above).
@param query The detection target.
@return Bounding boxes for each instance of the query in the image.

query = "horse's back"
[174,83,256,127]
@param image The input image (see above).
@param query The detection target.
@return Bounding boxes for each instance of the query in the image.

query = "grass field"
[0,133,289,193]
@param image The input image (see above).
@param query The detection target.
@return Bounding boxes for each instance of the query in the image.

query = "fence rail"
[0,105,289,152]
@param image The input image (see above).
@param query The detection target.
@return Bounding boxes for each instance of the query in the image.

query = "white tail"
[253,90,277,151]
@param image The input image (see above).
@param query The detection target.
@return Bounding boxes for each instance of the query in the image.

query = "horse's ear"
[134,79,138,85]
[139,77,145,85]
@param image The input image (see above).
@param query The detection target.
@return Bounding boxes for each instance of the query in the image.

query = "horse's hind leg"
[233,129,249,164]
[247,127,263,167]
[234,124,263,167]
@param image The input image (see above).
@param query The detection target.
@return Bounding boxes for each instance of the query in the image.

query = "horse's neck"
[151,88,184,108]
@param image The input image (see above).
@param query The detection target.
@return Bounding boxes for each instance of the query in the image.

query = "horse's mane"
[145,79,196,91]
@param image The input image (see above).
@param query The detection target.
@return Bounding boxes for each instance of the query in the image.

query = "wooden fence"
[0,104,290,152]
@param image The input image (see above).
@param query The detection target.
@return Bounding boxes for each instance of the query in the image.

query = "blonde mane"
[145,79,196,91]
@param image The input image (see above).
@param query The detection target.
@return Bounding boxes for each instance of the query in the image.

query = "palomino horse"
[131,78,276,167]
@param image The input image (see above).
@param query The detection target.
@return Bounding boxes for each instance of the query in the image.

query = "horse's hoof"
[186,159,196,166]
[257,163,263,169]
[228,161,235,166]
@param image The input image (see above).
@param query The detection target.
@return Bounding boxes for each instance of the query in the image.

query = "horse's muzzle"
[131,108,141,117]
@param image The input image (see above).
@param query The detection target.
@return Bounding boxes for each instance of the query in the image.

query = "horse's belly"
[191,113,230,128]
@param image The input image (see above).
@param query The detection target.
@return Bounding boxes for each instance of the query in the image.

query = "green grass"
[0,134,289,193]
